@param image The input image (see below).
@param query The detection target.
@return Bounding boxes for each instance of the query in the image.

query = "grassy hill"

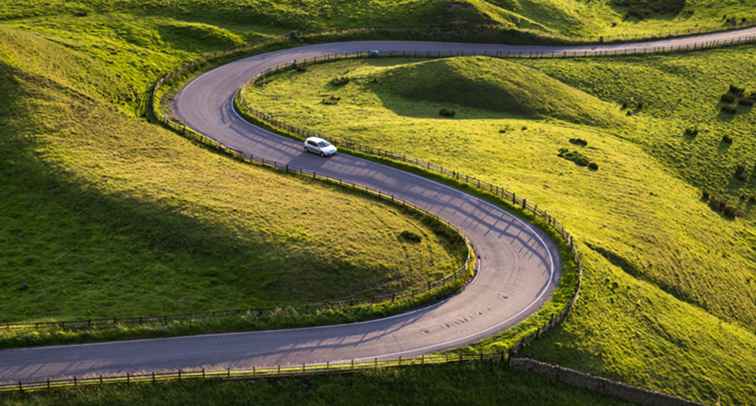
[0,22,466,327]
[351,57,627,126]
[0,1,753,42]
[240,51,756,404]
[1,2,754,404]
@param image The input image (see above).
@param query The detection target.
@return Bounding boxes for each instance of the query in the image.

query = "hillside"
[0,0,753,41]
[346,57,627,126]
[0,24,466,325]
[240,52,756,404]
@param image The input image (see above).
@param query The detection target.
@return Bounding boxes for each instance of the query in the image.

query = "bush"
[722,135,733,145]
[683,128,699,138]
[569,138,588,147]
[728,84,746,97]
[321,95,340,105]
[720,93,736,104]
[734,165,748,182]
[707,196,742,219]
[330,76,350,87]
[702,190,710,201]
[439,108,456,118]
[738,98,753,107]
[398,230,422,243]
[721,105,737,115]
[588,162,599,171]
[558,148,590,167]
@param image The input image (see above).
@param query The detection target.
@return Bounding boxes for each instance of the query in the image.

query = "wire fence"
[0,351,513,393]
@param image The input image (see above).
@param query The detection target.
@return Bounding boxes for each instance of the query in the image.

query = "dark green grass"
[0,363,630,406]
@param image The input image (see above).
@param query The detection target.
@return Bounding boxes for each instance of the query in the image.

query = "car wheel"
[320,152,325,157]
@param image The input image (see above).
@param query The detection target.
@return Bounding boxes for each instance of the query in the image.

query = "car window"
[318,141,329,147]
[307,140,316,146]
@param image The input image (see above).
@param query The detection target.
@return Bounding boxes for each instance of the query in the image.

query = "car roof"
[306,137,328,143]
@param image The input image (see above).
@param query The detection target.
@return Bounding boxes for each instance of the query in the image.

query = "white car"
[304,137,337,157]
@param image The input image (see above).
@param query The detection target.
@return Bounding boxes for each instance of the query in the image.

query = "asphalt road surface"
[1,27,754,384]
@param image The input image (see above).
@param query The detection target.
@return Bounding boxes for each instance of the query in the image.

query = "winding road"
[1,27,754,385]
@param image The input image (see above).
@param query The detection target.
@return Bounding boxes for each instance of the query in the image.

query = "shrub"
[721,135,733,145]
[721,105,737,115]
[330,76,350,87]
[287,31,302,41]
[321,95,340,105]
[702,190,710,201]
[588,162,599,171]
[558,148,590,167]
[720,93,736,104]
[707,196,742,219]
[399,230,422,243]
[569,138,588,147]
[728,84,746,97]
[734,165,748,182]
[738,98,753,107]
[683,128,699,138]
[439,108,456,118]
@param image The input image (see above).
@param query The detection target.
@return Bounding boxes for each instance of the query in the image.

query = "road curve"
[1,28,754,384]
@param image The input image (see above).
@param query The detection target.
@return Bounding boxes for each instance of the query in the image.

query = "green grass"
[0,20,467,331]
[0,363,631,406]
[0,1,753,43]
[239,51,756,404]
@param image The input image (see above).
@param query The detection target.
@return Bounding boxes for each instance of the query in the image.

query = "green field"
[2,1,755,405]
[0,15,468,330]
[0,363,630,406]
[1,1,754,42]
[239,50,756,404]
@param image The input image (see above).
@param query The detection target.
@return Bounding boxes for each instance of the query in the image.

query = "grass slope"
[0,23,465,325]
[240,52,756,404]
[0,363,630,406]
[346,57,626,125]
[0,1,753,41]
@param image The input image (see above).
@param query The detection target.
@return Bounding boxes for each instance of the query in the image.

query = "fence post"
[152,371,156,384]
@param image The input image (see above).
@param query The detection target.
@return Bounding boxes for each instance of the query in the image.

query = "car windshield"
[317,141,331,148]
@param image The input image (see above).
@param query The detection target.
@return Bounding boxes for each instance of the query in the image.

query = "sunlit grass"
[240,52,755,404]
